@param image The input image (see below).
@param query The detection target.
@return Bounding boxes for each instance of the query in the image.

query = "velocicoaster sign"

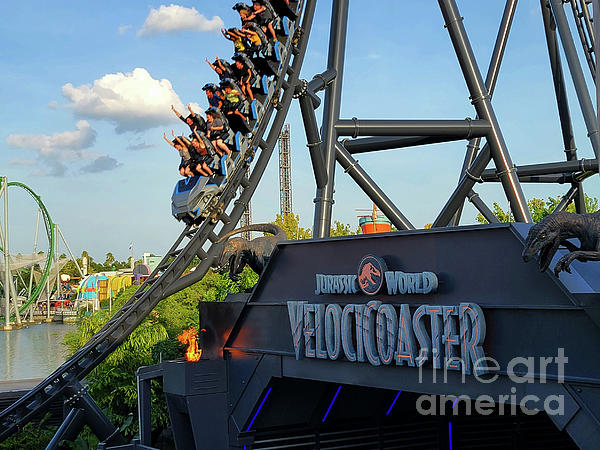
[287,255,488,376]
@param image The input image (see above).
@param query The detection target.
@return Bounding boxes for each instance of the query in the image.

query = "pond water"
[0,322,76,381]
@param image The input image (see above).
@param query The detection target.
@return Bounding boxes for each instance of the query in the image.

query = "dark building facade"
[160,224,600,449]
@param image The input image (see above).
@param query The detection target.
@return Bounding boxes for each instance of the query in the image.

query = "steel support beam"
[481,157,598,179]
[541,0,586,213]
[554,185,579,212]
[433,144,492,227]
[46,408,86,450]
[335,142,414,230]
[568,0,595,78]
[549,0,600,172]
[313,0,349,238]
[335,119,490,137]
[452,0,518,225]
[505,174,575,183]
[439,0,531,223]
[296,70,338,190]
[342,135,467,153]
[467,190,500,224]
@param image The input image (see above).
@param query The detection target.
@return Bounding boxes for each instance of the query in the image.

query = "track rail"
[0,0,315,441]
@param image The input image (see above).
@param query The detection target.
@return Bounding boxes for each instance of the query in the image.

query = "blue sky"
[1,1,598,261]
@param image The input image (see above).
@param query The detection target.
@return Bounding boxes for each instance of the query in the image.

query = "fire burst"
[178,327,202,362]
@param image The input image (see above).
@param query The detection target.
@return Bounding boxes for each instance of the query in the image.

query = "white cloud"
[47,100,58,109]
[127,141,155,151]
[7,120,97,157]
[118,24,132,35]
[62,68,186,133]
[6,121,119,177]
[81,156,121,173]
[138,4,224,37]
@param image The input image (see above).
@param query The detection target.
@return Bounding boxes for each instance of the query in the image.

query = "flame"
[178,327,202,362]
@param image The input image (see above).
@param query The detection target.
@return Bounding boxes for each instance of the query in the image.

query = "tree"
[272,213,312,240]
[103,252,115,269]
[330,220,355,237]
[62,267,258,445]
[476,194,599,224]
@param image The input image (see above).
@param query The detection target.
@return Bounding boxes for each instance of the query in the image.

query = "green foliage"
[0,414,56,450]
[271,214,356,239]
[272,213,312,239]
[62,266,258,445]
[330,220,355,237]
[476,195,599,224]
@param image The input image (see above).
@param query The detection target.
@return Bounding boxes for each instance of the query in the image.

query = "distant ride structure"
[1,177,54,329]
[0,177,85,329]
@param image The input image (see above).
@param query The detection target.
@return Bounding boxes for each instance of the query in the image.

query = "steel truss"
[302,0,599,237]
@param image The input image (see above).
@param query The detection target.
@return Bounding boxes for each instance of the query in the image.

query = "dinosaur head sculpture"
[522,213,566,272]
[218,237,245,271]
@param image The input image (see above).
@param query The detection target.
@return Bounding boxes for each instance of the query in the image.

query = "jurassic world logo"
[314,254,438,296]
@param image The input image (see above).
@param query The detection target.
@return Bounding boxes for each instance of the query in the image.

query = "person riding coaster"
[205,55,235,81]
[171,104,207,134]
[232,52,259,101]
[202,83,224,109]
[205,107,233,159]
[163,132,195,178]
[169,131,214,178]
[221,27,249,54]
[235,0,279,41]
[219,78,249,122]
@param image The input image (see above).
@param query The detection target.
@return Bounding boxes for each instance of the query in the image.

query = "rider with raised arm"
[206,108,232,158]
[163,131,195,178]
[205,56,234,81]
[221,27,248,53]
[181,132,214,177]
[171,104,207,134]
[246,0,278,41]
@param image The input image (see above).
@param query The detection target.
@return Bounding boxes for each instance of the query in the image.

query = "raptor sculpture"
[217,223,287,280]
[522,211,600,277]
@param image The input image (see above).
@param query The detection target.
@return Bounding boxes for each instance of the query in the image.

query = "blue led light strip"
[322,385,342,422]
[246,387,272,432]
[386,390,402,416]
[448,422,453,450]
[452,397,459,409]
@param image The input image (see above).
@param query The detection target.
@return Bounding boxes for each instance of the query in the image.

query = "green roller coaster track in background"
[0,180,55,317]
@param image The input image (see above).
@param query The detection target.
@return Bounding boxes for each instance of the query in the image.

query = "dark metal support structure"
[467,190,500,224]
[451,0,518,226]
[335,119,491,137]
[439,0,531,224]
[342,135,466,153]
[481,157,599,180]
[334,142,414,230]
[296,70,337,189]
[549,0,600,172]
[313,0,349,238]
[433,144,492,227]
[541,0,586,213]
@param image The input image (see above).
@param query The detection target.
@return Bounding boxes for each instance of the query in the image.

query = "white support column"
[1,178,11,331]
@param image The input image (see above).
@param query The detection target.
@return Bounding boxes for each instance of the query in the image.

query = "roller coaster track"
[0,181,55,318]
[0,0,315,443]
